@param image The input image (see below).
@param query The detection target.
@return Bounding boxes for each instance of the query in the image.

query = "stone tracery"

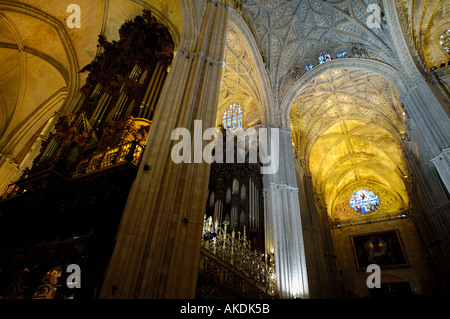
[241,0,399,104]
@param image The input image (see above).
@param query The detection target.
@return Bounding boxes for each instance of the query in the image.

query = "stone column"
[431,148,450,194]
[294,159,341,298]
[404,147,450,296]
[402,78,450,193]
[100,0,230,299]
[262,126,309,299]
[402,78,450,295]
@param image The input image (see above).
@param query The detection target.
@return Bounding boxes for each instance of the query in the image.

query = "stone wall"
[332,217,439,298]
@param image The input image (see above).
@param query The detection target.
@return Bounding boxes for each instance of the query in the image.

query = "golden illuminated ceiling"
[290,69,410,223]
[399,0,450,68]
[217,24,264,128]
[0,6,68,161]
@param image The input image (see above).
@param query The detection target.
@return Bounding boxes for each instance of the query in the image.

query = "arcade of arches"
[0,0,449,300]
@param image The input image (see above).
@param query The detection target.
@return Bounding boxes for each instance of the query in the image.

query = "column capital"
[0,153,18,166]
[431,148,450,194]
[264,124,292,133]
[268,181,298,191]
[209,0,232,8]
[431,148,450,164]
[402,78,450,159]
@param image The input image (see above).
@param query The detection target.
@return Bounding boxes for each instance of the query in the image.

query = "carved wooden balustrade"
[73,140,144,177]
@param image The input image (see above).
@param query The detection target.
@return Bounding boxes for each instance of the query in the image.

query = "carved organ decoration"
[12,10,174,184]
[31,266,62,299]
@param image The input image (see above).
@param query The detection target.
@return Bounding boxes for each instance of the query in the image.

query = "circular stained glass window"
[349,190,379,214]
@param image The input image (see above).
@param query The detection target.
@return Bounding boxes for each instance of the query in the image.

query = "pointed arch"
[219,9,274,127]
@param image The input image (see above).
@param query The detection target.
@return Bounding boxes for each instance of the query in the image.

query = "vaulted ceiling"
[398,0,450,68]
[217,24,265,128]
[1,0,440,222]
[241,0,404,103]
[0,7,68,159]
[290,68,409,223]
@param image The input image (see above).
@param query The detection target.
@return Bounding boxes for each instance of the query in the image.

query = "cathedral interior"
[0,0,449,300]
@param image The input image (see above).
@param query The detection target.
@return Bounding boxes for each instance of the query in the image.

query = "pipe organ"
[15,11,174,180]
[0,10,176,299]
[205,126,265,251]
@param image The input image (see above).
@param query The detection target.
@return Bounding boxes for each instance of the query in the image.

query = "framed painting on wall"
[350,230,408,271]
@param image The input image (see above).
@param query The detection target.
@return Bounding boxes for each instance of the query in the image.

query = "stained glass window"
[349,190,379,214]
[439,30,450,53]
[305,63,314,72]
[222,103,243,132]
[318,53,331,64]
[337,51,348,59]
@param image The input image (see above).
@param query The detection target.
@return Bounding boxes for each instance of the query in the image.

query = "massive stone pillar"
[402,79,450,194]
[100,0,230,299]
[294,159,342,298]
[263,126,309,299]
[402,78,450,295]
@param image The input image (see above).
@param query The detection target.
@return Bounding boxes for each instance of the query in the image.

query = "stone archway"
[289,68,410,223]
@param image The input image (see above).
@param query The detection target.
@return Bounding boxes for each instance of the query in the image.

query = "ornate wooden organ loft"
[2,10,174,194]
[0,11,174,299]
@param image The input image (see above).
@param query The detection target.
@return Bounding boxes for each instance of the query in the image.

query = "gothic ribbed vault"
[398,0,450,69]
[0,6,70,164]
[290,68,410,224]
[241,0,403,105]
[217,23,267,128]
